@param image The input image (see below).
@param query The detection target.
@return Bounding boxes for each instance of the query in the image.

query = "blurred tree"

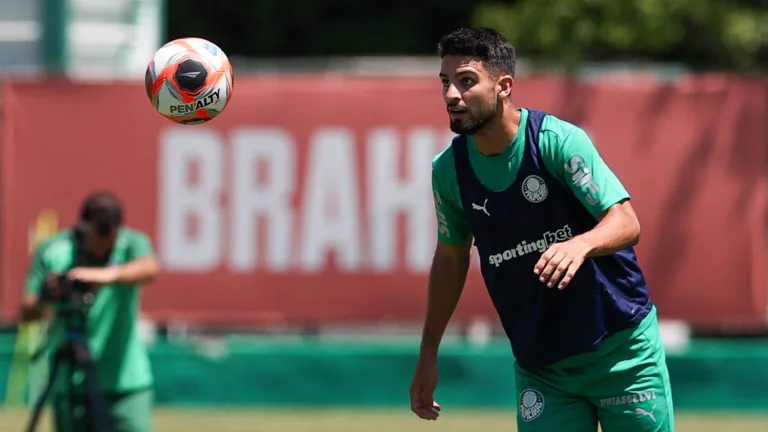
[166,0,768,72]
[166,0,474,57]
[473,0,768,72]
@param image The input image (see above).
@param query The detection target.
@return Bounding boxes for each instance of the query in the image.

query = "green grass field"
[0,408,767,432]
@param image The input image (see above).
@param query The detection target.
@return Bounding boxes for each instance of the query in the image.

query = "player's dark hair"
[79,191,124,237]
[437,27,516,78]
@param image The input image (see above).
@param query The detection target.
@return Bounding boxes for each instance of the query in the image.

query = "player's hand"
[533,237,591,290]
[67,266,119,286]
[410,357,441,420]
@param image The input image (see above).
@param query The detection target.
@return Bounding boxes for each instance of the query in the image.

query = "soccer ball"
[145,37,234,125]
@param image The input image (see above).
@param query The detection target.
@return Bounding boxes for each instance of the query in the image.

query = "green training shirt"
[433,108,631,244]
[24,227,155,393]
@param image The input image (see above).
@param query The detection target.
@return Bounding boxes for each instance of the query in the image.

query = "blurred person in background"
[20,191,161,432]
[410,28,674,431]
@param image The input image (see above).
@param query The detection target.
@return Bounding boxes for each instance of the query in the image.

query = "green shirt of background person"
[20,191,161,432]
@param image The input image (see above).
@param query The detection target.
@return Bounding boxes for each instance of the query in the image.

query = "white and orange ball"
[145,37,234,125]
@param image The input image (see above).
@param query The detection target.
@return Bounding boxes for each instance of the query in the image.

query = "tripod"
[25,297,116,432]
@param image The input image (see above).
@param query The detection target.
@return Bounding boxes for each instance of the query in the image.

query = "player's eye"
[441,79,450,87]
[461,78,474,86]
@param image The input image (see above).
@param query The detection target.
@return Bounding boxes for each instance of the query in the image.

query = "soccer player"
[20,191,161,432]
[409,28,674,431]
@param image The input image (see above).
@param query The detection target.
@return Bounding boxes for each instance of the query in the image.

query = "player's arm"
[114,232,161,284]
[546,127,640,256]
[578,200,640,257]
[418,174,473,361]
[536,126,640,288]
[420,236,473,360]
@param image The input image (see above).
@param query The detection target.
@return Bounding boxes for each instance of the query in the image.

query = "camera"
[38,273,93,304]
[37,223,95,307]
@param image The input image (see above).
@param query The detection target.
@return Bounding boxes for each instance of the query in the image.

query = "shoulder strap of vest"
[524,109,549,169]
[450,134,467,157]
[450,134,470,175]
[525,109,548,148]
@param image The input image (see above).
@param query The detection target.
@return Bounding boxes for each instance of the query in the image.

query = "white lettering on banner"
[299,128,363,271]
[442,132,457,151]
[158,126,450,273]
[159,128,223,271]
[230,129,295,271]
[367,128,434,272]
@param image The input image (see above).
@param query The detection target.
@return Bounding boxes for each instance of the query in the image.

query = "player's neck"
[471,106,522,156]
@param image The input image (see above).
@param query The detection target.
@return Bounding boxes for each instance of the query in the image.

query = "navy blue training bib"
[452,109,652,370]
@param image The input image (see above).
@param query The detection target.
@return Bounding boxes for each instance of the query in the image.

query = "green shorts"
[52,388,154,432]
[514,307,674,432]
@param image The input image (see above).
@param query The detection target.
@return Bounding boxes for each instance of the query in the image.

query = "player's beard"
[448,103,498,135]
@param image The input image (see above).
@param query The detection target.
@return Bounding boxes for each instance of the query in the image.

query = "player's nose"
[444,83,461,103]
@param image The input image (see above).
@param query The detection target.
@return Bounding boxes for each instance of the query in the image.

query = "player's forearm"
[578,202,640,257]
[115,257,161,284]
[419,247,471,360]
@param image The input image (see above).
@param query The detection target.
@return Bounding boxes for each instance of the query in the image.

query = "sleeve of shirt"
[128,231,156,260]
[24,245,49,296]
[432,152,472,245]
[541,126,630,218]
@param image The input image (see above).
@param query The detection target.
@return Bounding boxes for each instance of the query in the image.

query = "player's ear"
[497,75,514,99]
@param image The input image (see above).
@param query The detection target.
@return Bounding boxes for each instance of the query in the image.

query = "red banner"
[1,75,766,329]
